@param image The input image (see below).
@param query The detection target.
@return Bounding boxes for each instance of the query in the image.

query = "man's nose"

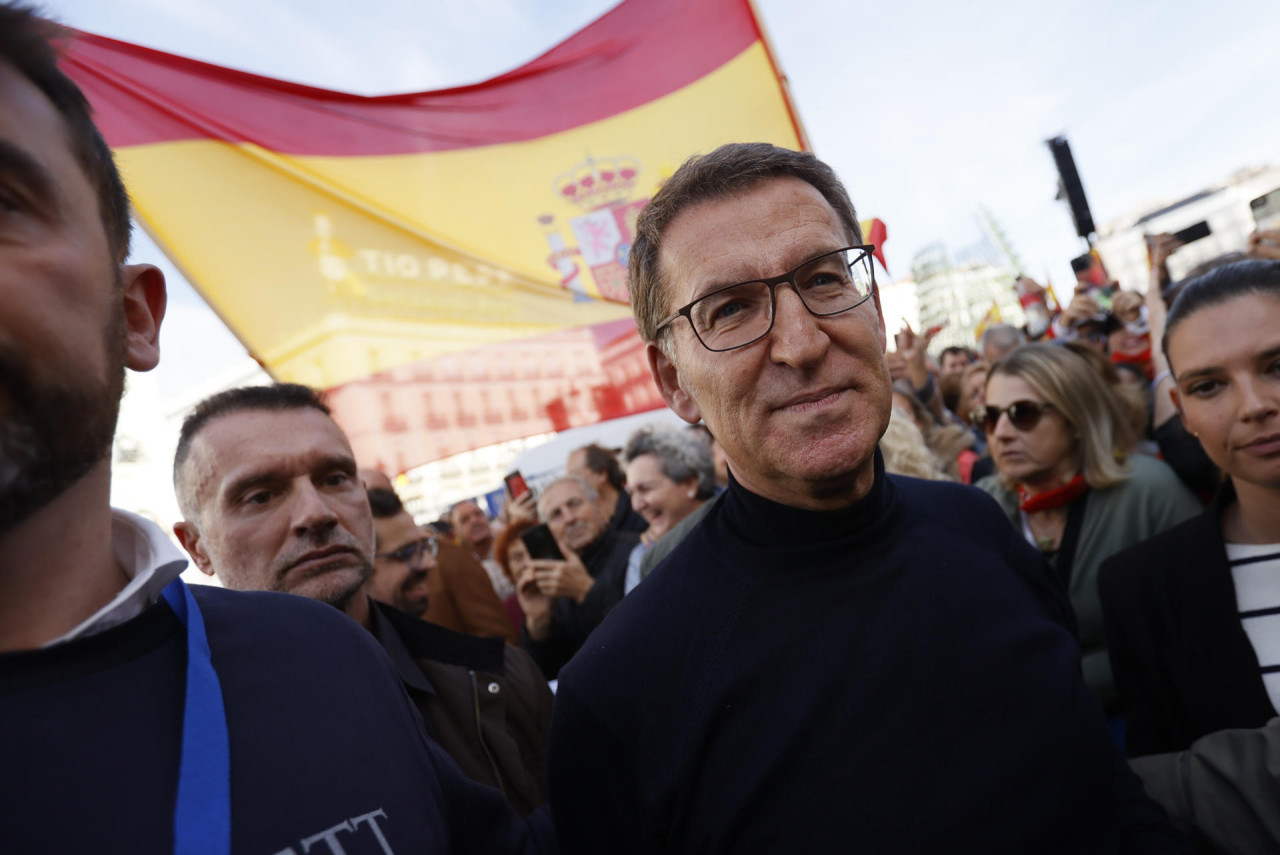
[290,481,339,535]
[767,283,829,368]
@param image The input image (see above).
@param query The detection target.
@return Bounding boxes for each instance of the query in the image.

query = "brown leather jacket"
[369,600,552,815]
[425,540,518,644]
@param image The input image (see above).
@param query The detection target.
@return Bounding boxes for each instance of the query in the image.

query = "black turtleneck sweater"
[548,459,1187,854]
[521,527,640,679]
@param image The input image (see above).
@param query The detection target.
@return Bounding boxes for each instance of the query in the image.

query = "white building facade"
[1094,165,1280,292]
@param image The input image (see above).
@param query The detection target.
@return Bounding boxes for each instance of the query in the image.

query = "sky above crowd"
[45,0,1280,393]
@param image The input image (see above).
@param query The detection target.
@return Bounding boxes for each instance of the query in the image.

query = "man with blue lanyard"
[0,6,553,853]
[170,382,553,818]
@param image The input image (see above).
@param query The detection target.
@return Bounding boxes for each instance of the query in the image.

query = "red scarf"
[1017,474,1089,513]
[1110,346,1154,379]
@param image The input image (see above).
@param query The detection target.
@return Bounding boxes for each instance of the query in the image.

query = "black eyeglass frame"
[973,400,1061,435]
[375,536,439,567]
[653,244,879,353]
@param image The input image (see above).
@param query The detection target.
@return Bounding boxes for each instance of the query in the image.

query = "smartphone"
[1172,221,1211,245]
[1251,190,1280,232]
[1069,251,1109,288]
[520,523,564,561]
[504,470,530,502]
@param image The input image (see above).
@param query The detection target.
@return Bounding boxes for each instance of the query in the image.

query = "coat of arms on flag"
[539,154,648,303]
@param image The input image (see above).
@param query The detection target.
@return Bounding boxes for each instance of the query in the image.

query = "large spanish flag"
[61,0,809,471]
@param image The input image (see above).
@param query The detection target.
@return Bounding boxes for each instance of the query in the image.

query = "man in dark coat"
[173,384,554,816]
[517,475,638,679]
[546,142,1186,854]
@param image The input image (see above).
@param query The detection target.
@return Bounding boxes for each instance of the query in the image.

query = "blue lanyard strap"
[162,578,231,855]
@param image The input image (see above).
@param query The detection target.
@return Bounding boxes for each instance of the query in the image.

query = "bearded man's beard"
[0,305,128,535]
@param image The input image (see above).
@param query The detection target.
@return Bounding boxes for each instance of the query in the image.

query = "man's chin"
[286,565,370,611]
[400,594,430,617]
[0,336,123,535]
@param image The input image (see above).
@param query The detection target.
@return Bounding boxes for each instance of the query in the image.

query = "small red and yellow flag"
[973,301,1004,344]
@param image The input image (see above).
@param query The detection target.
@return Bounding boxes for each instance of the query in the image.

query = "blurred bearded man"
[0,6,550,851]
[547,143,1187,854]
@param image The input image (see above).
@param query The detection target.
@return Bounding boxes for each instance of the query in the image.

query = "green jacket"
[977,454,1201,710]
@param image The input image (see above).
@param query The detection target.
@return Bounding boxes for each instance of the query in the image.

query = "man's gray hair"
[979,324,1026,361]
[536,475,599,520]
[627,142,863,348]
[622,423,717,500]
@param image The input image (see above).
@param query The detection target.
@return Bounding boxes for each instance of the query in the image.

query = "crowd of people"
[4,3,1280,852]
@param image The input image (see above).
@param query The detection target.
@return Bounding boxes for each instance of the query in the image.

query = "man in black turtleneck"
[517,475,638,679]
[547,143,1187,854]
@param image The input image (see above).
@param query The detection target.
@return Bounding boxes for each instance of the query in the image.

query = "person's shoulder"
[889,474,1016,536]
[1108,454,1202,522]
[190,584,350,628]
[377,602,507,672]
[1099,507,1209,596]
[1126,452,1188,486]
[435,540,487,576]
[190,586,390,673]
[608,528,642,551]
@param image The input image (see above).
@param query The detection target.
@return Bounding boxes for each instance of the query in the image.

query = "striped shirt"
[1227,541,1280,712]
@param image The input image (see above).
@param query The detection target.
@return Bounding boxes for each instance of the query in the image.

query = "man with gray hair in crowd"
[546,142,1186,853]
[515,475,638,679]
[979,321,1027,364]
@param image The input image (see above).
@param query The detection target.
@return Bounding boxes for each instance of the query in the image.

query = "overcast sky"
[44,0,1280,394]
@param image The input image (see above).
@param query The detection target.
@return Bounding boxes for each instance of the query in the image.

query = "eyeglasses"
[654,245,877,352]
[972,400,1058,435]
[375,536,438,567]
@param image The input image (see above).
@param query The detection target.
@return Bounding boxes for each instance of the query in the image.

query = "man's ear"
[120,263,167,372]
[173,521,216,577]
[646,342,702,425]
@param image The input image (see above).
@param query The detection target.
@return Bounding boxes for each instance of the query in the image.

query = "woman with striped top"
[1100,258,1280,759]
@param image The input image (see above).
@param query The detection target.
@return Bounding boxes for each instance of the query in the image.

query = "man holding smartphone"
[516,476,639,679]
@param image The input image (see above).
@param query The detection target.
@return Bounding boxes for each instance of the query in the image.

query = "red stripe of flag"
[61,0,763,156]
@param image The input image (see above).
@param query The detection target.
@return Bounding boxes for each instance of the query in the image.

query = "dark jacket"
[1,587,553,853]
[550,464,1187,854]
[1131,717,1280,855]
[608,490,650,536]
[370,600,553,815]
[1100,480,1277,757]
[522,528,640,679]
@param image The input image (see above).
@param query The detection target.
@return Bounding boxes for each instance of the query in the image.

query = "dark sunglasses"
[972,400,1057,434]
[375,536,438,567]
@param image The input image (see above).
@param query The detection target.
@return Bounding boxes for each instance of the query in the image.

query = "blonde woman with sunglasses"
[975,343,1200,715]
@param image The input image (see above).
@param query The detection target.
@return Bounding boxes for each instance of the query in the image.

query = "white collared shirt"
[44,509,189,647]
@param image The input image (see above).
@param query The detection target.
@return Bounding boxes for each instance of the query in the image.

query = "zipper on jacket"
[469,669,507,799]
